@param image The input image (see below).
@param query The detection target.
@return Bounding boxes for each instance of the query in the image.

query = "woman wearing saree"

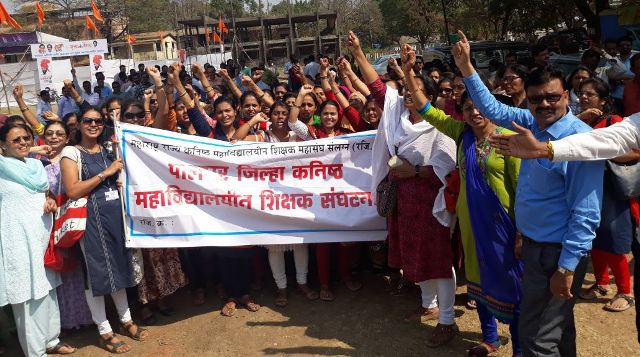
[402,45,524,356]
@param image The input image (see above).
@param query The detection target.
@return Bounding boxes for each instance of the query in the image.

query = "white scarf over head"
[371,86,457,227]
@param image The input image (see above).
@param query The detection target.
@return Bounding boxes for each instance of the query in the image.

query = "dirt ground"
[2,265,638,357]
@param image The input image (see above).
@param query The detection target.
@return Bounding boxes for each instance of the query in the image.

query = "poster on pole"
[31,39,108,59]
[35,58,72,93]
[116,123,386,248]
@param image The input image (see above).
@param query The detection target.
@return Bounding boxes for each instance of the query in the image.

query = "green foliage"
[126,0,174,33]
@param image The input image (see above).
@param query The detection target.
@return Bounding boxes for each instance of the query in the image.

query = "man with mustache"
[453,30,603,357]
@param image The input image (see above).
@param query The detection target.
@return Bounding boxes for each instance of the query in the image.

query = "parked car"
[537,28,591,54]
[372,54,401,75]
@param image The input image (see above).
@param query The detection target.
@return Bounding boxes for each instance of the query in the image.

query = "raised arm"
[148,67,168,130]
[453,30,532,130]
[288,84,313,141]
[347,31,377,85]
[241,75,274,108]
[170,64,212,137]
[219,69,243,99]
[12,85,44,136]
[192,63,220,101]
[339,58,371,97]
[71,68,86,96]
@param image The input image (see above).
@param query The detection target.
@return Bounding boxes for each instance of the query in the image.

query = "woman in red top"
[288,84,360,301]
[576,77,639,312]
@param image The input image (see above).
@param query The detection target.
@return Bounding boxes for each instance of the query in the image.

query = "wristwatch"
[97,172,106,182]
[557,267,574,276]
[414,165,420,177]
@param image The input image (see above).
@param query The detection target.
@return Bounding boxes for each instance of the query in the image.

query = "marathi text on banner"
[30,39,108,59]
[116,123,386,248]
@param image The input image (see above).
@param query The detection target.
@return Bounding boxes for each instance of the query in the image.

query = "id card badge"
[105,188,120,201]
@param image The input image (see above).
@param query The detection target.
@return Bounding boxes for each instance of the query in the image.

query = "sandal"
[99,334,130,354]
[239,295,261,312]
[345,279,363,292]
[193,288,206,306]
[46,342,77,355]
[319,287,335,301]
[579,284,610,300]
[426,323,459,348]
[275,289,288,307]
[466,298,477,310]
[468,340,501,357]
[604,293,635,312]
[221,299,237,317]
[120,321,149,341]
[297,284,319,300]
[405,307,439,322]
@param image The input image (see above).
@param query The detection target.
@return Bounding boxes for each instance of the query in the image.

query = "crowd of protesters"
[1,29,640,357]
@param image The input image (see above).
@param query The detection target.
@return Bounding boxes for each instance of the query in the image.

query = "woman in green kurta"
[400,46,522,356]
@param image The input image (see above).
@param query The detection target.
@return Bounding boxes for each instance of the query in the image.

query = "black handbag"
[376,174,397,217]
[605,160,640,200]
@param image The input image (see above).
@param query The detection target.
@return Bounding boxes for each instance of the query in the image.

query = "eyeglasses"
[124,112,146,120]
[81,117,105,126]
[502,75,521,83]
[44,130,67,137]
[578,91,598,98]
[440,88,453,94]
[527,93,564,105]
[9,135,32,144]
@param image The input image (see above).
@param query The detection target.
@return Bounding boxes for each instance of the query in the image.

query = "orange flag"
[213,31,222,44]
[218,16,228,34]
[35,1,45,27]
[0,1,22,29]
[91,0,104,22]
[159,33,164,43]
[85,15,99,35]
[127,34,136,43]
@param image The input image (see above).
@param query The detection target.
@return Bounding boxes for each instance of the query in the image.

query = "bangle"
[179,91,189,98]
[19,107,29,112]
[259,92,266,98]
[145,110,151,113]
[546,140,554,161]
[319,75,328,80]
[204,85,213,91]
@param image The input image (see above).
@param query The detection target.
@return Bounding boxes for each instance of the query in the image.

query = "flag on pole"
[160,33,164,43]
[127,34,137,43]
[85,15,99,35]
[218,16,228,34]
[0,1,22,29]
[35,1,45,27]
[91,0,104,22]
[213,31,222,45]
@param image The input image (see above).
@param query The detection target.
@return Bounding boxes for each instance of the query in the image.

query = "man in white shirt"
[35,90,52,124]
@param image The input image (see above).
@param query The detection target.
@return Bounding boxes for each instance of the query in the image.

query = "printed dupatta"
[462,127,523,322]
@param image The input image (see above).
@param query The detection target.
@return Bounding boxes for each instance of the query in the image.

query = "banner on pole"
[116,123,386,248]
[30,39,107,59]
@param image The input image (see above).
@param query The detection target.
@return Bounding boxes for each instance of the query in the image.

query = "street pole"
[441,0,451,45]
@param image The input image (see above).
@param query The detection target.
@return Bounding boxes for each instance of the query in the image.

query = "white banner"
[35,58,72,93]
[116,123,386,248]
[30,39,108,59]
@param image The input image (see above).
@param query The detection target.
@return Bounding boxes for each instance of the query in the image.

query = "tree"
[125,0,173,33]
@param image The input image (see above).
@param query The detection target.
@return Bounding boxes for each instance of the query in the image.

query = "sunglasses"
[502,75,520,83]
[527,93,564,105]
[81,117,105,126]
[44,130,67,137]
[149,99,158,105]
[124,111,146,120]
[10,135,33,144]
